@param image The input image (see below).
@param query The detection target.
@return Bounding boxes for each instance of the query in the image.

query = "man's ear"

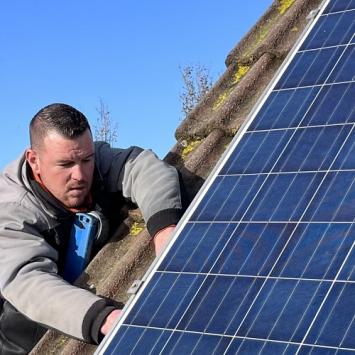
[26,148,40,175]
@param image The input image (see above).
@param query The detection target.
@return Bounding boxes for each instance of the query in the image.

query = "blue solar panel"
[96,1,355,353]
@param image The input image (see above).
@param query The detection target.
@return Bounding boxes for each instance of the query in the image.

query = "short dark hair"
[29,103,91,149]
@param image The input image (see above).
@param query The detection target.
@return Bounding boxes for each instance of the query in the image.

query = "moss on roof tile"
[232,64,250,85]
[181,139,202,160]
[278,0,295,15]
[130,221,145,236]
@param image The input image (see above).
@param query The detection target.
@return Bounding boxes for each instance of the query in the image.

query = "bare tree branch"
[179,64,213,120]
[94,99,118,146]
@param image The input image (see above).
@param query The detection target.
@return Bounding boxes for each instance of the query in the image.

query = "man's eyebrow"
[83,153,95,159]
[57,153,95,164]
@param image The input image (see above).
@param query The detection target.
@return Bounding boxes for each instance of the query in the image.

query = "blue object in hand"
[63,213,99,283]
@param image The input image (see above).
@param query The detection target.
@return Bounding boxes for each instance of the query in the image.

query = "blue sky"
[0,1,272,170]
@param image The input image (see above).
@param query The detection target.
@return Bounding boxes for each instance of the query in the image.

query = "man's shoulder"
[0,155,45,220]
[0,180,47,231]
[0,155,28,201]
[94,142,144,172]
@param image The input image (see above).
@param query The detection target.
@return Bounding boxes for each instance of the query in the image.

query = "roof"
[31,0,324,353]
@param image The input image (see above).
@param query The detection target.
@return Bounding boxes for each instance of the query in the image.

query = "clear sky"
[0,1,272,170]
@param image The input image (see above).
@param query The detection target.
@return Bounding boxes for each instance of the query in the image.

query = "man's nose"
[71,164,85,181]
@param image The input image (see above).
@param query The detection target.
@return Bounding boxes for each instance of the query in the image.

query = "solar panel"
[96,0,355,353]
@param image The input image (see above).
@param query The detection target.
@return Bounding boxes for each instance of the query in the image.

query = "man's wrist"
[153,225,176,256]
[100,309,122,336]
[147,208,182,236]
[153,224,176,239]
[90,305,117,344]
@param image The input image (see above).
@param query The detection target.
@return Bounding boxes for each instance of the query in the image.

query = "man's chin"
[64,196,87,209]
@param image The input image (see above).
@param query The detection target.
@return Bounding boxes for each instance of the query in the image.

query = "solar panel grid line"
[300,43,350,53]
[158,272,355,285]
[330,8,355,14]
[104,325,353,350]
[247,122,354,135]
[191,221,355,226]
[105,326,355,354]
[105,324,355,353]
[272,80,353,93]
[96,0,351,351]
[218,169,355,178]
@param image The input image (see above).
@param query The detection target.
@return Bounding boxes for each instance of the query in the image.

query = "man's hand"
[101,309,122,336]
[153,226,175,256]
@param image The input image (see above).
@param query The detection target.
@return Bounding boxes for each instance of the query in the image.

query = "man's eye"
[59,162,74,168]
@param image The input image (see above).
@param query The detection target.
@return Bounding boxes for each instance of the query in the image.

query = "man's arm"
[96,145,183,335]
[0,203,116,343]
[120,149,183,236]
[95,143,184,237]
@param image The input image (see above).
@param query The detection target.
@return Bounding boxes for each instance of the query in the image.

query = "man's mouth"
[68,186,86,195]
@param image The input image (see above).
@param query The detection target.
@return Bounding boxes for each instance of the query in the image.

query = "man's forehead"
[42,130,94,157]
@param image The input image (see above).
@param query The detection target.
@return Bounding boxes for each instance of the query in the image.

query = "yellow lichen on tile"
[232,65,250,85]
[212,87,234,111]
[130,221,145,236]
[278,0,295,15]
[181,139,202,160]
[231,127,239,136]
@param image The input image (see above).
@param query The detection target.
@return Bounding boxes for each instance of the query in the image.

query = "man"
[0,103,183,354]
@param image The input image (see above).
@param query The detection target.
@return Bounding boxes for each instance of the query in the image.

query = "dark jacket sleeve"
[95,142,183,236]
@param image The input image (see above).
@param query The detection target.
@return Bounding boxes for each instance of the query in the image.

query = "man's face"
[26,129,95,209]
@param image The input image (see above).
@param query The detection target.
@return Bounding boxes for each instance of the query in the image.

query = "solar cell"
[95,0,355,353]
[301,10,355,50]
[324,0,355,14]
[248,87,320,130]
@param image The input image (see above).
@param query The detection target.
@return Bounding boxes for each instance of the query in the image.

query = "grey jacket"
[0,142,182,350]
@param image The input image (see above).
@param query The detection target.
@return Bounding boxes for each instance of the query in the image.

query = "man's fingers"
[100,309,122,335]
